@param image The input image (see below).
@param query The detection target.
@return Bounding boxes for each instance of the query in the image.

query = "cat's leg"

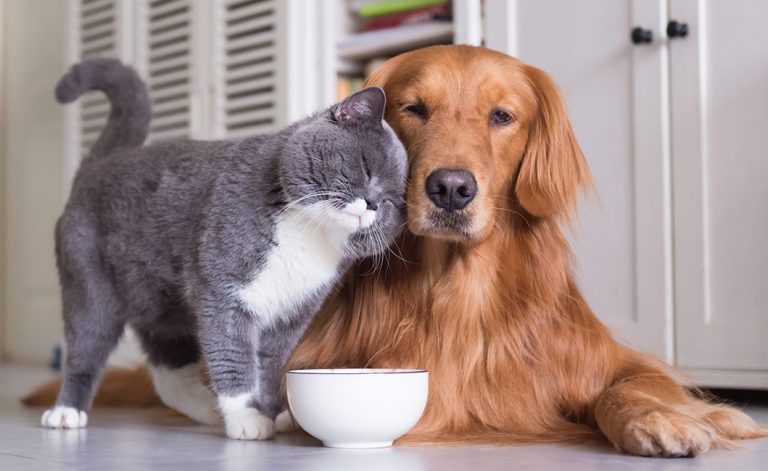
[254,313,314,434]
[136,331,221,426]
[42,264,124,429]
[198,302,274,440]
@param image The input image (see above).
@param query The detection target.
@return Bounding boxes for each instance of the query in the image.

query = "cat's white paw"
[275,409,297,433]
[41,406,88,429]
[224,408,274,440]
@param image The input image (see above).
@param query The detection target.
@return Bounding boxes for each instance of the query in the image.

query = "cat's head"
[280,87,408,259]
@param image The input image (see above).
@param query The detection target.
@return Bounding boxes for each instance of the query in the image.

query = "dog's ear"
[363,54,407,89]
[515,65,591,218]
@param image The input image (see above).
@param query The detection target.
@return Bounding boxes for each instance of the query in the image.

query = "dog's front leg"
[593,354,765,457]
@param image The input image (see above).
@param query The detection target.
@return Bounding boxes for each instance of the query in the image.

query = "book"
[361,3,451,31]
[353,0,449,19]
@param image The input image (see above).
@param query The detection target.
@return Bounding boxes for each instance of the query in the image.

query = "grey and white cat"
[42,59,407,440]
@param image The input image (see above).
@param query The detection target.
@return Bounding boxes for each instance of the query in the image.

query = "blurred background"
[0,0,766,391]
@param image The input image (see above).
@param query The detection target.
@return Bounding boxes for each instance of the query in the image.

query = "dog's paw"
[223,408,274,440]
[41,406,88,429]
[619,410,716,457]
[275,409,297,433]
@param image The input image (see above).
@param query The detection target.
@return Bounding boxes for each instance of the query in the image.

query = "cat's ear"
[332,86,386,127]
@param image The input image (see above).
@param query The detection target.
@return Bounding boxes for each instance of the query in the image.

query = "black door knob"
[631,27,653,45]
[667,20,689,38]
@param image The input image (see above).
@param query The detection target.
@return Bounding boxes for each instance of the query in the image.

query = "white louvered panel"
[226,15,274,37]
[145,0,193,142]
[152,98,190,115]
[150,84,188,102]
[226,0,273,22]
[150,12,188,31]
[226,61,274,82]
[151,0,189,17]
[224,45,276,69]
[81,1,114,26]
[149,40,189,62]
[151,67,190,88]
[226,30,276,53]
[77,0,118,156]
[81,21,114,42]
[225,93,272,113]
[218,0,279,137]
[82,0,111,14]
[226,75,274,96]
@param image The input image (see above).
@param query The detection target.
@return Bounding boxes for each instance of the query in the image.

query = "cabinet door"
[671,0,768,373]
[486,0,673,359]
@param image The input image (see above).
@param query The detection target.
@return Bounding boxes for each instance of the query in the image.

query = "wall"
[2,0,68,364]
[0,0,6,360]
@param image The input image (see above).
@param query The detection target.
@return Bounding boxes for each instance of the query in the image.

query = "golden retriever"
[285,45,767,456]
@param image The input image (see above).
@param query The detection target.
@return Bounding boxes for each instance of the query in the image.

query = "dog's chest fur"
[238,209,347,325]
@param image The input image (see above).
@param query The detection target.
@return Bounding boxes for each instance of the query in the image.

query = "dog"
[25,45,766,457]
[284,45,768,456]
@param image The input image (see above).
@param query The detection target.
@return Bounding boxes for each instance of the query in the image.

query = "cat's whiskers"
[277,191,345,216]
[373,227,386,274]
[330,178,355,197]
[384,237,410,266]
[293,201,337,244]
[368,230,383,275]
[377,227,391,274]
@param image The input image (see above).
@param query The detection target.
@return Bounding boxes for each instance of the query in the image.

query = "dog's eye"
[404,103,428,119]
[490,109,514,126]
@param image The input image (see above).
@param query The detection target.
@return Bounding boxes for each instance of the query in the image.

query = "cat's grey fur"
[43,58,407,437]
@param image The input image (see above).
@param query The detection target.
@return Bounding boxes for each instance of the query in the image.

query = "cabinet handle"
[667,20,689,38]
[631,27,654,45]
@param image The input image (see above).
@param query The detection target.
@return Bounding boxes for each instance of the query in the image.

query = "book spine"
[356,0,449,19]
[360,4,451,31]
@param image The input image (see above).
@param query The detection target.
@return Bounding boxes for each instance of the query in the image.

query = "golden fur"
[24,45,766,457]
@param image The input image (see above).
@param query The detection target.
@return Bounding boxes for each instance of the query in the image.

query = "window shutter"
[69,0,287,159]
[140,0,194,142]
[215,0,280,138]
[75,0,120,156]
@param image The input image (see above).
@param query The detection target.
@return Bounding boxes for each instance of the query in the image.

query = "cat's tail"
[55,58,151,159]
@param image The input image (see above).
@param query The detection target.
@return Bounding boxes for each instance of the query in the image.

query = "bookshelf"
[333,0,482,100]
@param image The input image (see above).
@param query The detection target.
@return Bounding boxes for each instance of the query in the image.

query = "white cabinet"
[485,0,767,388]
[670,0,768,387]
[498,0,673,362]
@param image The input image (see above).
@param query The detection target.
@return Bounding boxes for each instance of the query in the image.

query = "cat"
[41,58,408,440]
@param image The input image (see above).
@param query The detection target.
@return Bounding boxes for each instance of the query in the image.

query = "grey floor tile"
[1,364,767,470]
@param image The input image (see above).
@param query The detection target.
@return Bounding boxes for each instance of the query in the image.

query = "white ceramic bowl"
[286,368,428,448]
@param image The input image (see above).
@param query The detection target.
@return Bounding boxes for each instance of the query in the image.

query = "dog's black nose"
[425,168,477,211]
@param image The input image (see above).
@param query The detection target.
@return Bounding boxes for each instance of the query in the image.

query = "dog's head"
[366,45,590,243]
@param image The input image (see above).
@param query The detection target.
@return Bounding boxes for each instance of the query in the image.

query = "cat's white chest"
[237,210,347,324]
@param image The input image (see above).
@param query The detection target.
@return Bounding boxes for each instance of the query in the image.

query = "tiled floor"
[1,364,767,470]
